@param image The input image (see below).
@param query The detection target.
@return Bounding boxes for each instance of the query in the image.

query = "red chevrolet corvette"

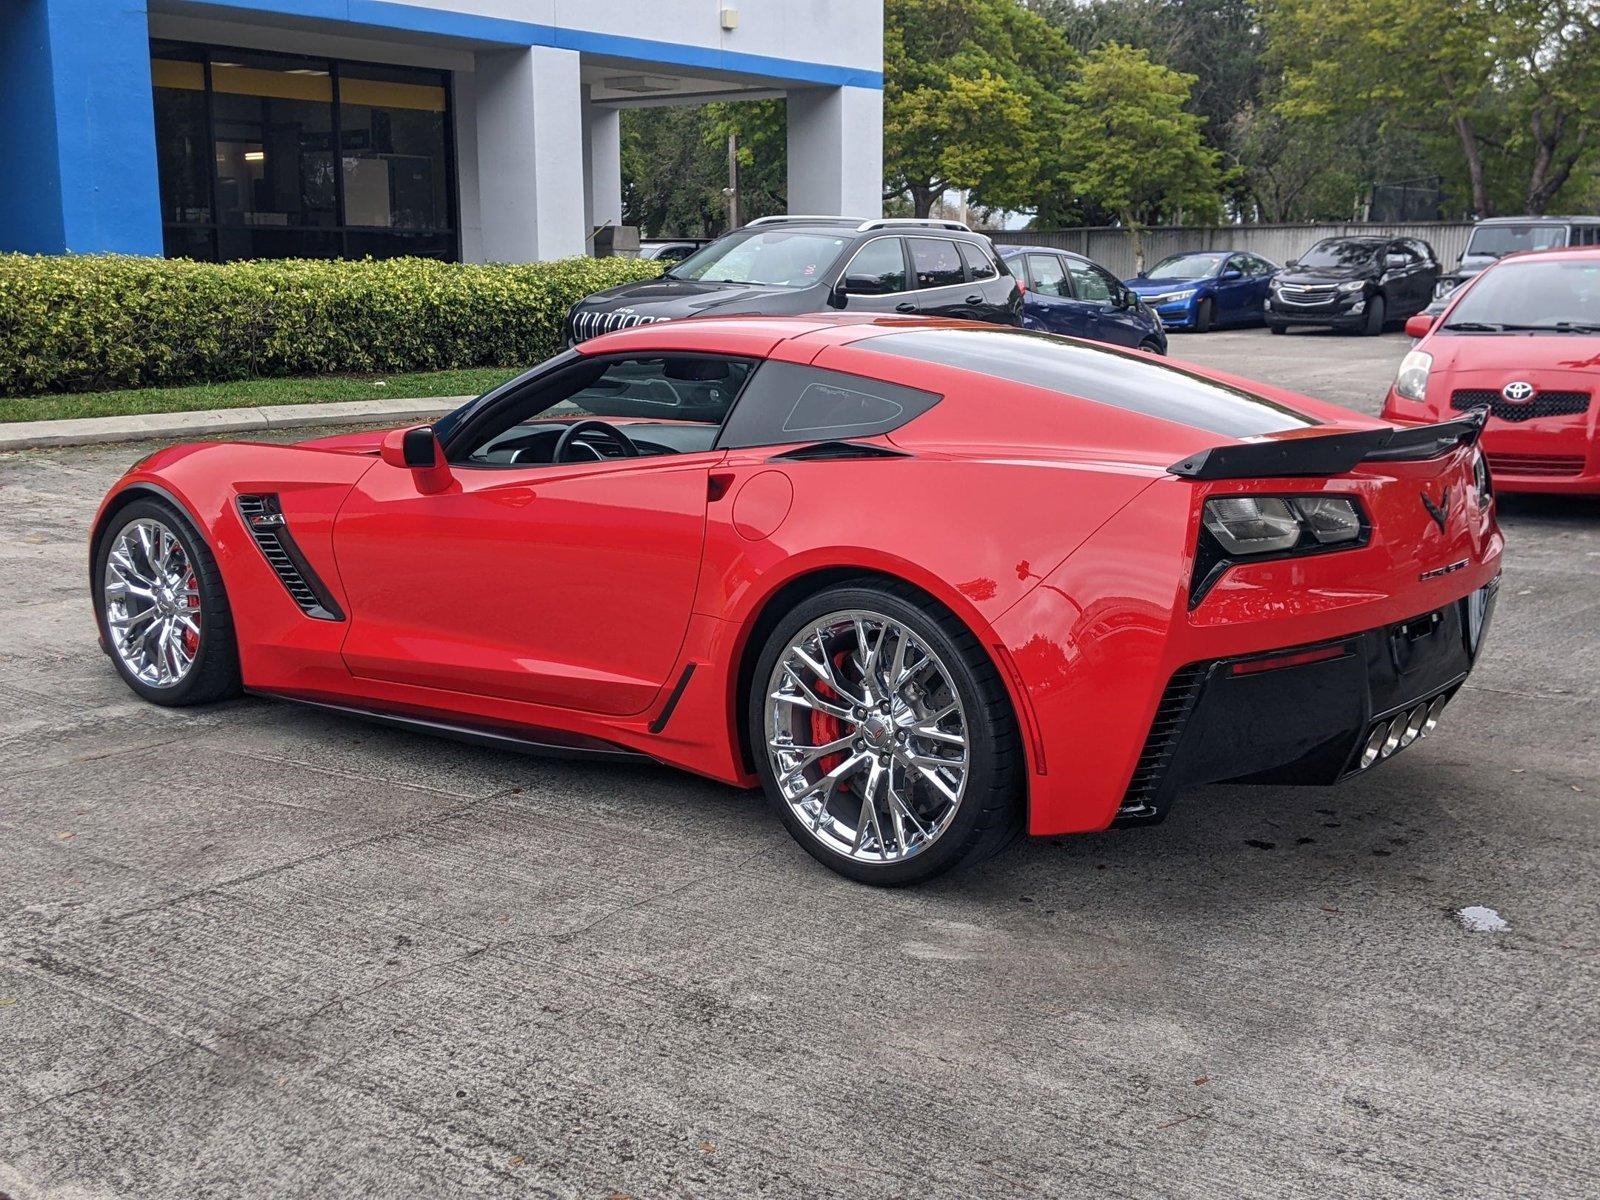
[91,315,1502,884]
[1383,246,1600,493]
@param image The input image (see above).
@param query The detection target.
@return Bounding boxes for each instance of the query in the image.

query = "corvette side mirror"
[381,426,453,492]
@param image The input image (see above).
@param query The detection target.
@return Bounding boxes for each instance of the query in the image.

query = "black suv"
[564,217,1022,345]
[1266,235,1440,336]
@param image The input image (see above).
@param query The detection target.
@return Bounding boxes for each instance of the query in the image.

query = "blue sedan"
[1123,251,1280,332]
[997,246,1168,353]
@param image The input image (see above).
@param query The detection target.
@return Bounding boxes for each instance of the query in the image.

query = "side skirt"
[250,692,653,764]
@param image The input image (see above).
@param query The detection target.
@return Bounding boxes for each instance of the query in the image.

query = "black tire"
[1361,293,1386,336]
[749,580,1024,886]
[1193,297,1214,333]
[1268,321,1287,335]
[93,496,242,706]
[1139,339,1165,356]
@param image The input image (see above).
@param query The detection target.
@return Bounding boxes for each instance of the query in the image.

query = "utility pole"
[725,133,741,230]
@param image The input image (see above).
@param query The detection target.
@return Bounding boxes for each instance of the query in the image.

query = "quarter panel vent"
[236,494,345,621]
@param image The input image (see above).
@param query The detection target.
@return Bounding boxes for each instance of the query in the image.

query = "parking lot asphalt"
[3,329,1597,1199]
[1164,324,1413,415]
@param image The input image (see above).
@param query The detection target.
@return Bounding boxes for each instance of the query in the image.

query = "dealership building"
[0,1,883,262]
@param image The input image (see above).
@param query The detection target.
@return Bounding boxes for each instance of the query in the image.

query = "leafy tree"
[1225,101,1437,221]
[621,99,787,237]
[621,105,724,237]
[706,98,788,222]
[884,0,1076,216]
[1034,0,1267,149]
[1268,0,1600,216]
[1055,44,1226,265]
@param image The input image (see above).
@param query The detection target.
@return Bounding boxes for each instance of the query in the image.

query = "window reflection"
[148,41,456,261]
[210,53,336,230]
[340,64,450,231]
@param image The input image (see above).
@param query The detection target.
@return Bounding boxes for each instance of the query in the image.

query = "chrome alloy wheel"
[103,518,202,688]
[764,610,969,864]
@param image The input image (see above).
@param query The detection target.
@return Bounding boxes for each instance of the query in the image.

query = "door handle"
[894,302,918,313]
[965,294,983,304]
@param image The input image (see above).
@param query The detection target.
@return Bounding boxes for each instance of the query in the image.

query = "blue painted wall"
[0,0,66,253]
[0,0,164,256]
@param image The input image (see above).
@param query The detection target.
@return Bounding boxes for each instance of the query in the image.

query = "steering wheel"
[553,419,640,463]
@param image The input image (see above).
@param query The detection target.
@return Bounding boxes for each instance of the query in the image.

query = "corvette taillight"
[1191,494,1370,607]
[1473,447,1493,507]
[1202,496,1364,554]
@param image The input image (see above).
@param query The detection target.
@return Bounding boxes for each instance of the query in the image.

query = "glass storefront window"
[339,63,450,231]
[148,42,457,262]
[151,48,211,230]
[210,52,337,231]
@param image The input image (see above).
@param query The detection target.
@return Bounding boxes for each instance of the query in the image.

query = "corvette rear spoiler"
[1167,409,1486,481]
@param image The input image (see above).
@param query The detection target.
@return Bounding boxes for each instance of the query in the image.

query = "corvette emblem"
[1421,486,1451,533]
[1501,380,1535,403]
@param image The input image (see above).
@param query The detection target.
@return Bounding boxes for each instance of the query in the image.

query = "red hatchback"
[1383,247,1600,493]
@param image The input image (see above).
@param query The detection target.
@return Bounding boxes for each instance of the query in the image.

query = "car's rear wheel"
[1362,293,1386,336]
[1194,297,1214,333]
[94,497,241,706]
[750,582,1024,885]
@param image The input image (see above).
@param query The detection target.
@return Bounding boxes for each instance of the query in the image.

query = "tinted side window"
[717,362,942,449]
[959,240,998,281]
[1026,254,1068,296]
[910,238,965,289]
[455,355,755,464]
[840,237,906,294]
[1068,262,1114,304]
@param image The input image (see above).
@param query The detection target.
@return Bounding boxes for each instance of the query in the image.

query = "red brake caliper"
[810,650,855,793]
[183,578,200,657]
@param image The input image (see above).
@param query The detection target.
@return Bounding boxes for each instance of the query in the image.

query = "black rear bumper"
[1118,580,1498,824]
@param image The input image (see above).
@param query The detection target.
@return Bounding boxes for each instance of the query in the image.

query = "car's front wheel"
[94,497,241,706]
[1362,293,1386,336]
[1194,297,1214,333]
[750,582,1024,885]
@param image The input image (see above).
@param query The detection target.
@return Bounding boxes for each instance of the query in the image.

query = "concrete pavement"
[1,335,1597,1198]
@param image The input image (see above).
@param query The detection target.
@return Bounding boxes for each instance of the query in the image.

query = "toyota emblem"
[1501,380,1535,403]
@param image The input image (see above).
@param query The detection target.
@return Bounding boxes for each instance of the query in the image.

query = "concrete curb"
[0,396,470,452]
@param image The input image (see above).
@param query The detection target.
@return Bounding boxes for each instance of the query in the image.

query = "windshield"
[1146,252,1226,280]
[1465,224,1569,259]
[1297,239,1382,269]
[1443,258,1600,333]
[667,229,850,287]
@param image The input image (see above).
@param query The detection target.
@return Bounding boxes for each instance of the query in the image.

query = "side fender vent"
[236,494,345,621]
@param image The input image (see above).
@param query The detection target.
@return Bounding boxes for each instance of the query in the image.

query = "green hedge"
[0,254,663,398]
